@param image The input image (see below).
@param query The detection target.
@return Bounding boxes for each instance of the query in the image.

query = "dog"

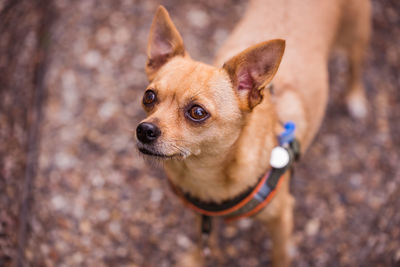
[136,1,370,266]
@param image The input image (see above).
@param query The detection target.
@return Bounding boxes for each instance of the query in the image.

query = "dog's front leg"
[266,196,294,267]
[257,175,294,267]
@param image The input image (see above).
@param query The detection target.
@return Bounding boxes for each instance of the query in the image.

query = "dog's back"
[216,0,371,150]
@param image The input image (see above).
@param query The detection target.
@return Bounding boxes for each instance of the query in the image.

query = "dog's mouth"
[137,143,177,159]
[138,147,172,158]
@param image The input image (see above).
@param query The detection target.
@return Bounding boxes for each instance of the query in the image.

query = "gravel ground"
[1,0,400,266]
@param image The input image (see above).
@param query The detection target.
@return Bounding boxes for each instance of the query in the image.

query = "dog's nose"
[136,122,161,144]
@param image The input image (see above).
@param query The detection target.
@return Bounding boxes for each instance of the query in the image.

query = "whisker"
[170,143,191,158]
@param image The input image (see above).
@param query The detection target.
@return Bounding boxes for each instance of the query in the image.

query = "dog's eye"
[188,105,209,122]
[143,90,156,105]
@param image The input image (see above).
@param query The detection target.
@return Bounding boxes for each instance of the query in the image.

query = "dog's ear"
[146,6,185,81]
[223,39,285,111]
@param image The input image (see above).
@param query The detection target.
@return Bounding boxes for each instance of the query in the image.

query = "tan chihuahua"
[136,0,370,266]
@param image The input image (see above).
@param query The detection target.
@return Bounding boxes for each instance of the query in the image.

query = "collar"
[168,122,300,223]
[169,167,288,223]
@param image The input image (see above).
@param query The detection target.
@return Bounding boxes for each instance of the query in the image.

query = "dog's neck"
[165,95,278,203]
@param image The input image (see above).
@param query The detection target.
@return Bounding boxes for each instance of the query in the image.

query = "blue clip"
[278,121,296,145]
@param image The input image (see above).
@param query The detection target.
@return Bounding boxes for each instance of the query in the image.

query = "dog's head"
[136,6,285,160]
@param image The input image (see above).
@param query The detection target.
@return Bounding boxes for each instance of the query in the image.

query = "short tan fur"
[137,1,371,266]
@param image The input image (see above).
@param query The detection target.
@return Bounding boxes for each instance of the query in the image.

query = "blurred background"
[0,0,399,266]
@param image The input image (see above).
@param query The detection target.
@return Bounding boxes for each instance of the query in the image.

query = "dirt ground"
[1,0,400,266]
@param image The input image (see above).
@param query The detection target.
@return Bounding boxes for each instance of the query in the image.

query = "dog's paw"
[346,87,368,119]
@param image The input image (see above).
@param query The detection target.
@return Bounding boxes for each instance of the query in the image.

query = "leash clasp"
[200,215,212,256]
